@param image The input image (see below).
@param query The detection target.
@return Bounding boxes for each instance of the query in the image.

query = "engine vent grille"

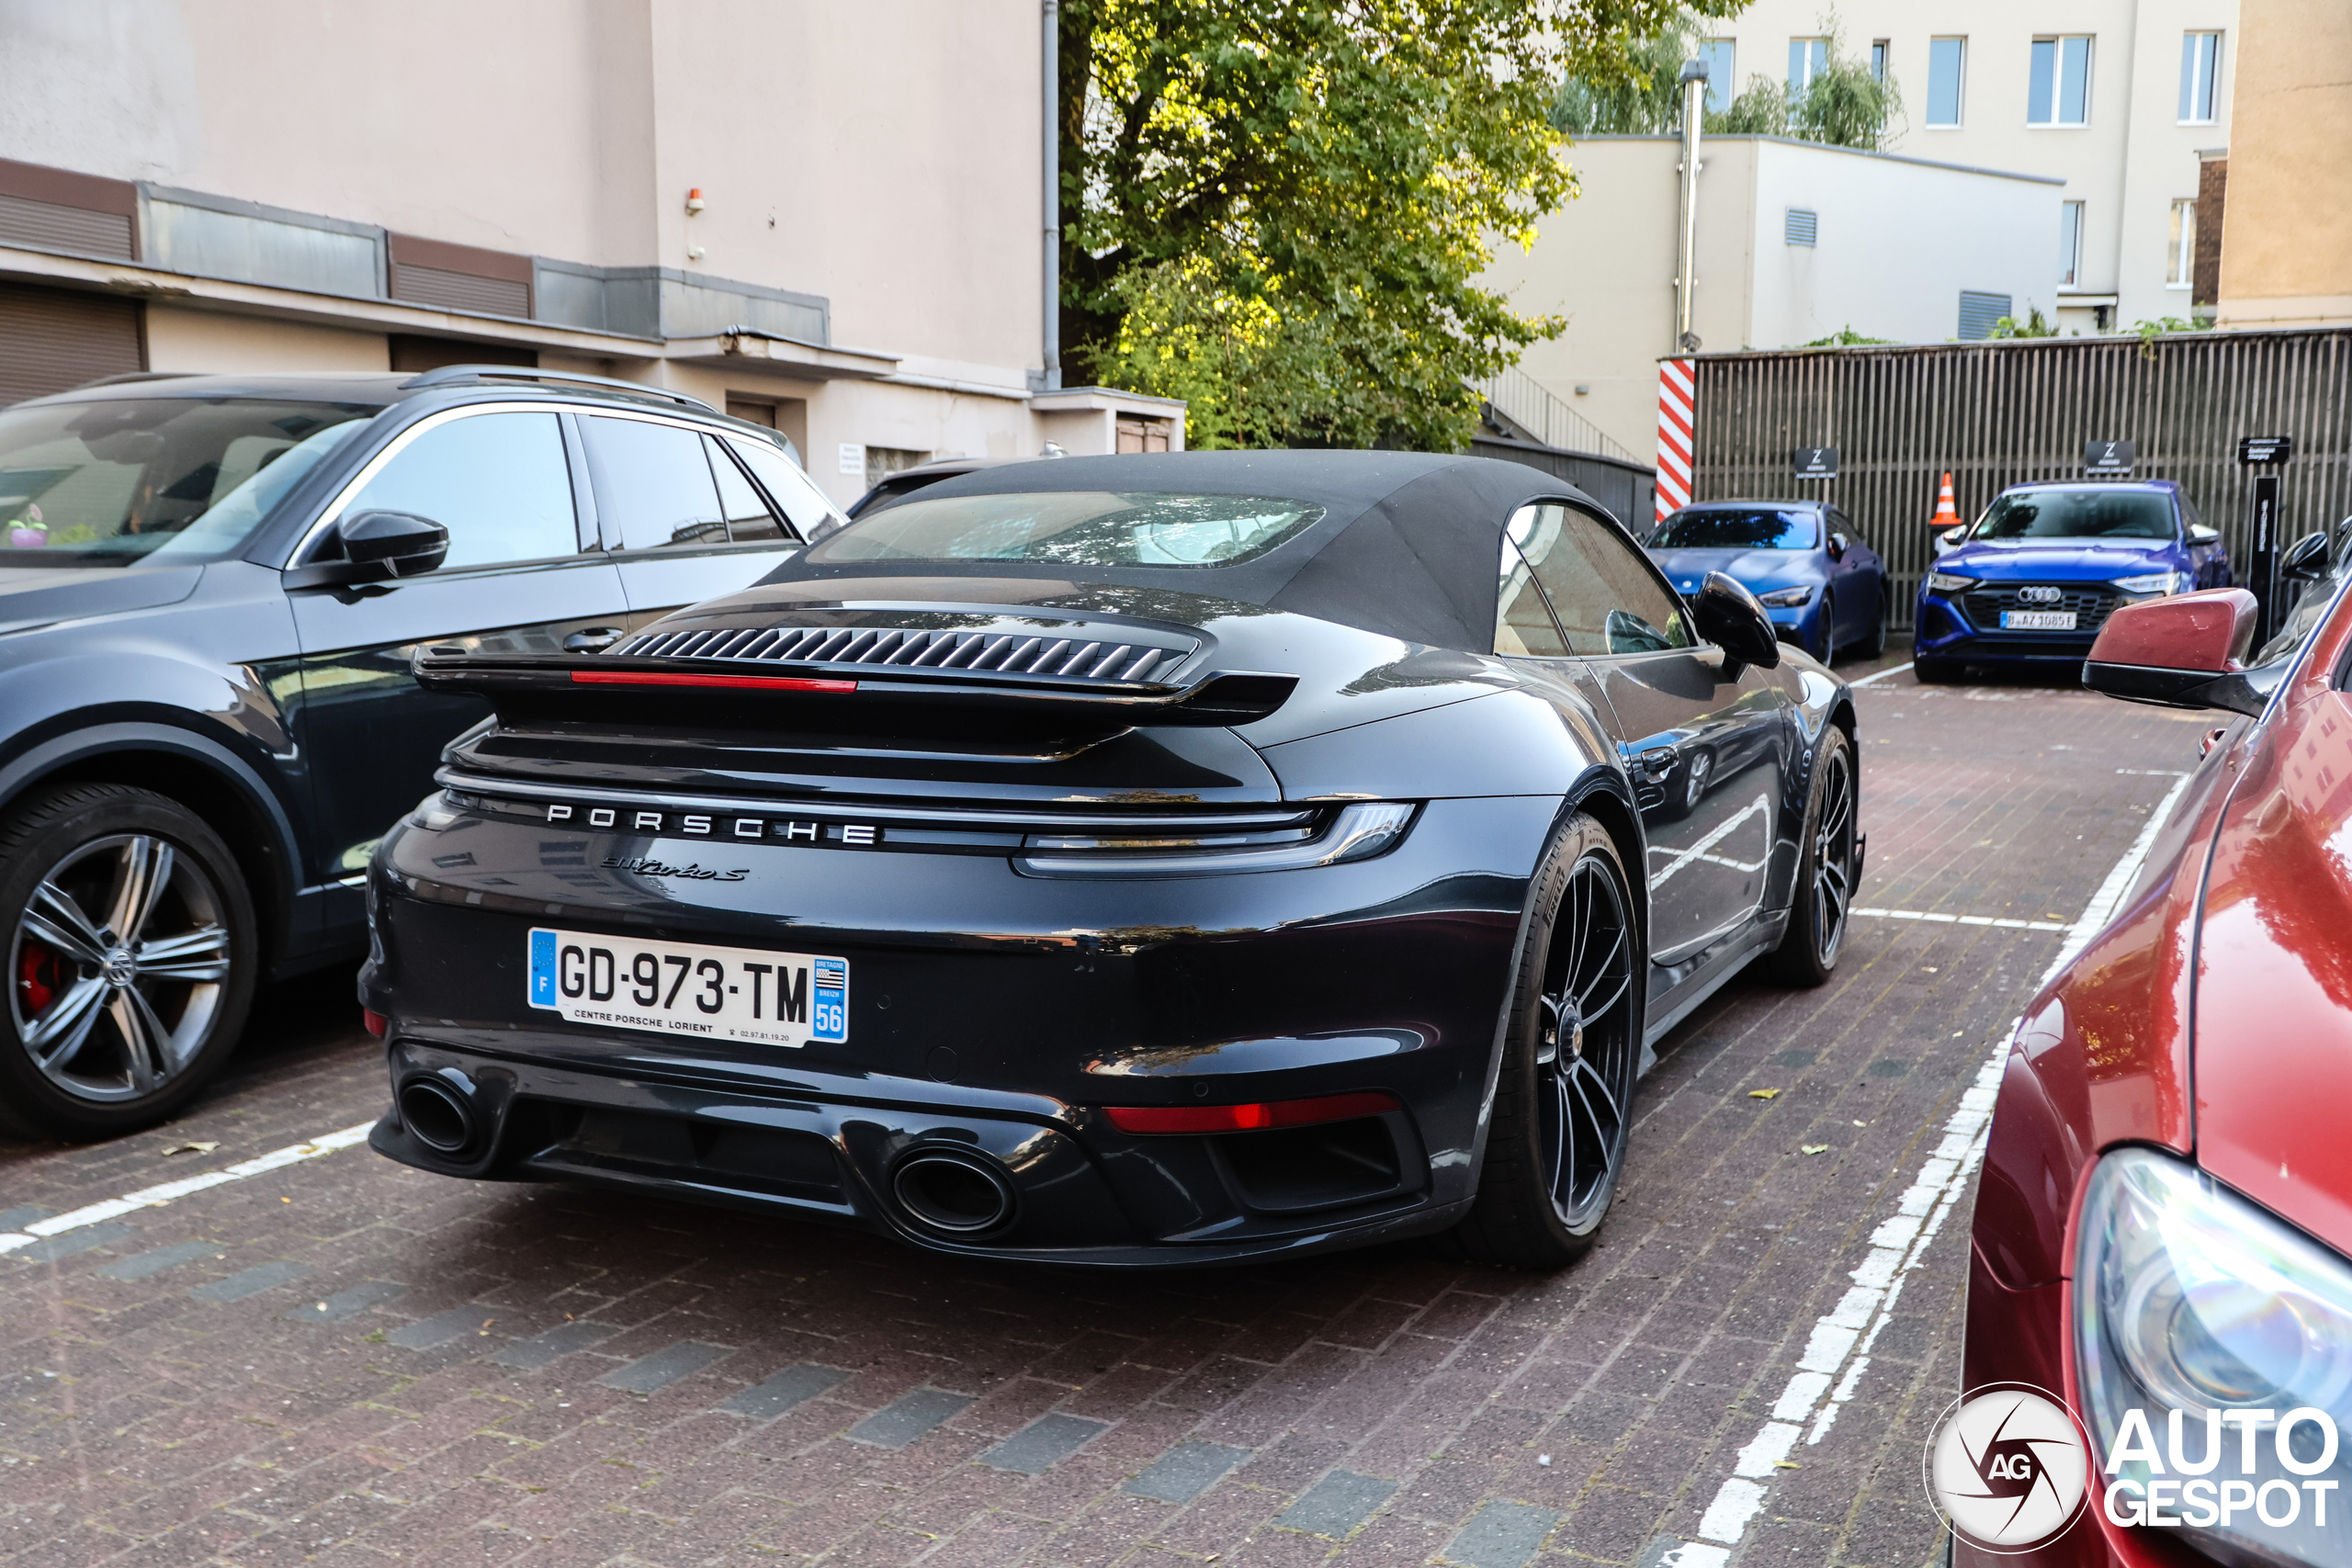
[609,625,1193,684]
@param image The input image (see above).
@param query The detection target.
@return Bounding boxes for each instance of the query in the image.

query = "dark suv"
[0,367,840,1138]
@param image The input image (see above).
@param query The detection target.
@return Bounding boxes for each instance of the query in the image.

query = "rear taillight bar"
[1102,1090,1399,1134]
[571,671,858,693]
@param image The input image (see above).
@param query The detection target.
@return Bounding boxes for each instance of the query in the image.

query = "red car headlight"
[2075,1148,2352,1562]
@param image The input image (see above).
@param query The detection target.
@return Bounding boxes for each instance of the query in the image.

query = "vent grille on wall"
[1784,208,1818,246]
[1958,290,2014,341]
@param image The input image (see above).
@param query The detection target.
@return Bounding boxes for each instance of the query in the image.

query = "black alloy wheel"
[1442,813,1640,1269]
[1812,601,1835,664]
[1765,726,1857,987]
[1858,599,1888,660]
[0,785,256,1139]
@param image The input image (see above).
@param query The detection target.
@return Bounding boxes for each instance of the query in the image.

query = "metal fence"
[1469,434,1657,536]
[1474,367,1640,465]
[1688,327,2352,628]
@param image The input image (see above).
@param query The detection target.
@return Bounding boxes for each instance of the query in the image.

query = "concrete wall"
[1486,137,2060,457]
[2215,0,2352,328]
[1694,0,2238,332]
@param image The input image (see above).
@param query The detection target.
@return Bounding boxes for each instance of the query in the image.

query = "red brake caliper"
[16,939,59,1019]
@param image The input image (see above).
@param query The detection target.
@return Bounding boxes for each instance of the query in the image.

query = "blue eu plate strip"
[526,929,559,1010]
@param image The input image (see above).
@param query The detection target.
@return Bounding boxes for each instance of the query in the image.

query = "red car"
[1962,581,2352,1567]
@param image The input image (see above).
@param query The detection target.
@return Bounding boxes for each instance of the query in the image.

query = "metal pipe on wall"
[1041,0,1063,391]
[1673,59,1708,354]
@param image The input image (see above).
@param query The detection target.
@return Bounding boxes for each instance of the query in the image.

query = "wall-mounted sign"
[1792,446,1839,479]
[2237,434,2293,465]
[2083,439,2135,475]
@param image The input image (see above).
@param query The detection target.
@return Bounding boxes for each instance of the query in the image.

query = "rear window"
[1973,490,2175,541]
[1649,508,1819,550]
[807,491,1323,569]
[0,397,378,566]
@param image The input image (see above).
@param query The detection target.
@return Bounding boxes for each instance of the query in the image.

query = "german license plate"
[2000,610,2076,630]
[526,928,846,1047]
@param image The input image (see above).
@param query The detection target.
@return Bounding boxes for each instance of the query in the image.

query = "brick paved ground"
[0,651,2222,1568]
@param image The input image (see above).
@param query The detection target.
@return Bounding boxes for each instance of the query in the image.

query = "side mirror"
[1692,570,1781,676]
[286,510,449,589]
[2281,530,2331,581]
[1828,532,1849,561]
[2189,523,2222,547]
[1938,526,1967,550]
[2083,587,2264,716]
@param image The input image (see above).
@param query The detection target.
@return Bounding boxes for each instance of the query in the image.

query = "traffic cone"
[1930,472,1960,529]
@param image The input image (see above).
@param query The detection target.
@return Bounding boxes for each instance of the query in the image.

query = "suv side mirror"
[1693,570,1781,676]
[2188,523,2222,547]
[285,510,450,590]
[2083,587,2264,716]
[1938,526,1967,550]
[2281,530,2331,581]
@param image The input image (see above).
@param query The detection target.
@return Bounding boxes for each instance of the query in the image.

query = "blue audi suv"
[1913,480,2229,682]
[1645,499,1886,663]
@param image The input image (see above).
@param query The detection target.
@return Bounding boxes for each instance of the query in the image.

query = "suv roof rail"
[74,371,201,389]
[399,365,718,413]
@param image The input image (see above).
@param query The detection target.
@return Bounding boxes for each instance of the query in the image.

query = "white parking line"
[1851,907,2068,932]
[1668,767,2200,1567]
[1848,662,1914,688]
[0,1122,376,1257]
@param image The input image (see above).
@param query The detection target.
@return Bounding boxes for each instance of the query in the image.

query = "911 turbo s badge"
[600,856,750,881]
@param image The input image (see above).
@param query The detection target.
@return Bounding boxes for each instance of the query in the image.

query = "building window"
[1871,39,1889,81]
[2030,36,2093,127]
[1959,291,2013,341]
[2167,199,2197,288]
[2179,31,2222,123]
[1785,208,1819,246]
[2059,201,2084,288]
[1699,39,1736,112]
[1788,37,1829,99]
[1927,38,1966,127]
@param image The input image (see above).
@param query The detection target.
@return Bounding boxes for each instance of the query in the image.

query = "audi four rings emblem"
[2017,586,2064,604]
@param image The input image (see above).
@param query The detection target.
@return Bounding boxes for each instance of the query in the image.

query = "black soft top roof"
[774,449,1616,651]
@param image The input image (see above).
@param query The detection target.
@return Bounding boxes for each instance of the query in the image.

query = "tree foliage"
[1059,1,1737,451]
[1552,11,1903,152]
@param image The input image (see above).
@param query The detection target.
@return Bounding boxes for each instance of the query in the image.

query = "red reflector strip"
[362,1009,388,1038]
[1102,1091,1399,1135]
[571,671,857,694]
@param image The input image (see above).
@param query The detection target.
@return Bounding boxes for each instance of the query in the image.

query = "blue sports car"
[1913,480,2230,682]
[1646,499,1886,663]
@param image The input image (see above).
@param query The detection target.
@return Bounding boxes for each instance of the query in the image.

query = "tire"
[0,784,257,1140]
[1859,600,1888,660]
[1913,658,1955,684]
[1810,604,1835,664]
[1443,813,1641,1269]
[1763,726,1857,987]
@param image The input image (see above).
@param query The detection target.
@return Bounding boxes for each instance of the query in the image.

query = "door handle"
[564,626,625,652]
[1632,745,1679,782]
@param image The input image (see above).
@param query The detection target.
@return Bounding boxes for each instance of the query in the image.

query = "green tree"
[1059,0,1740,451]
[1550,12,1903,151]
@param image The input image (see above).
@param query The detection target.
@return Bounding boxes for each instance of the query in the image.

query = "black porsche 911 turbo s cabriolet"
[362,451,1860,1269]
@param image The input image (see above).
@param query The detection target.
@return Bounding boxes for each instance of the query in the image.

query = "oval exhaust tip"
[398,1076,476,1156]
[890,1149,1016,1236]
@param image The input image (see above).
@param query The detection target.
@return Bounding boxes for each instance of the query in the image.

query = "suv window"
[582,415,730,551]
[1523,502,1693,655]
[705,435,785,542]
[1498,506,1569,657]
[725,436,836,540]
[339,410,579,570]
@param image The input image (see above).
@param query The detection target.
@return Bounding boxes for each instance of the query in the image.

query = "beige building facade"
[0,0,1181,505]
[2213,0,2352,328]
[1691,0,2240,335]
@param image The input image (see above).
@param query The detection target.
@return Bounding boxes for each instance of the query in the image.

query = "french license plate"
[526,928,846,1048]
[2000,610,2076,630]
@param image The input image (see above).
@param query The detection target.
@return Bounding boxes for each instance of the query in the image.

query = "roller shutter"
[0,283,142,407]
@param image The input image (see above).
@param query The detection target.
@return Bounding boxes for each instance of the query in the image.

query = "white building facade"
[1691,0,2238,335]
[0,1,1181,506]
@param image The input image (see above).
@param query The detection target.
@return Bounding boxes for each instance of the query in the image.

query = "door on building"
[286,406,628,882]
[577,411,807,625]
[1516,502,1785,986]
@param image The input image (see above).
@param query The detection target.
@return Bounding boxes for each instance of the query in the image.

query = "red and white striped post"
[1655,357,1694,525]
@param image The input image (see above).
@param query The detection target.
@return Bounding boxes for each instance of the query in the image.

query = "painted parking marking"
[980,1413,1109,1474]
[1851,907,2068,931]
[597,1338,729,1394]
[0,1122,374,1257]
[721,1362,848,1420]
[1666,767,2199,1566]
[0,1206,54,1231]
[1126,1438,1250,1504]
[9,1223,136,1264]
[846,1387,972,1449]
[1847,661,1914,687]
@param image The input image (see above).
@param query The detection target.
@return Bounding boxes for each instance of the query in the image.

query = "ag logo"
[1923,1384,2092,1552]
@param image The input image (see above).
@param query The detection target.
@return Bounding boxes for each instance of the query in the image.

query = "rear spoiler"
[411,647,1298,728]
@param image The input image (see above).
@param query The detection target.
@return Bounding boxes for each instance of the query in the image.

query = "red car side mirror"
[2083,588,2265,716]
